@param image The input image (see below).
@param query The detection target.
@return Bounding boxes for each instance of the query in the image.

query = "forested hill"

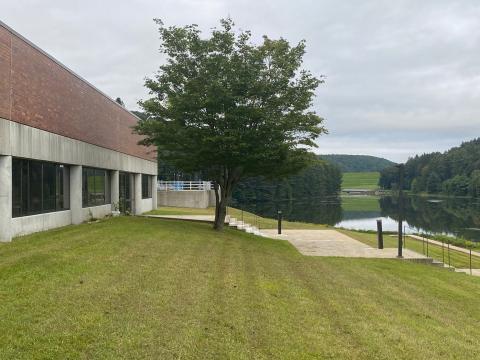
[379,138,480,197]
[319,154,396,172]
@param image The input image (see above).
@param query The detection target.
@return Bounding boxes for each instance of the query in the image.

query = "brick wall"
[0,24,155,162]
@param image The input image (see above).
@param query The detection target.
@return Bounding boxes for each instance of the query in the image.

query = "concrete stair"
[403,257,456,271]
[228,217,264,237]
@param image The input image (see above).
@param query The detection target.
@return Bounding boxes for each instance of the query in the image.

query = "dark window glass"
[142,174,152,199]
[29,161,43,213]
[11,158,70,217]
[56,166,65,210]
[43,162,56,211]
[21,161,29,214]
[82,167,110,207]
[12,159,22,217]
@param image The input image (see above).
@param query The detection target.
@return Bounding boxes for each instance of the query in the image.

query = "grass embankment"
[1,217,480,358]
[342,171,380,190]
[341,229,480,269]
[148,206,329,230]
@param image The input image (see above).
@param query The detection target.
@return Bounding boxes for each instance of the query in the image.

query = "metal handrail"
[157,181,212,191]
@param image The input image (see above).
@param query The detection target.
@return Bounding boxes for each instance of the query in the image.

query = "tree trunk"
[213,182,227,230]
[213,167,241,231]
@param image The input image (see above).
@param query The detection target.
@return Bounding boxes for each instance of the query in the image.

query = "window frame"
[12,158,70,218]
[82,167,110,208]
[141,174,152,199]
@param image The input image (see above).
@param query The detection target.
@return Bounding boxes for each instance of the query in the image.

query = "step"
[244,226,254,233]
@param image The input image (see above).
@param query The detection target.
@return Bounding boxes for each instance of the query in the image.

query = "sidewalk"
[408,235,480,257]
[261,229,427,259]
[144,214,217,223]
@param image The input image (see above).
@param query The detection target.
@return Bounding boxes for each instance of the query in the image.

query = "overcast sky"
[3,0,480,162]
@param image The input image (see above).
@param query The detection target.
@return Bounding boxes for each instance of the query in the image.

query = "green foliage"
[135,18,326,228]
[320,154,395,172]
[443,175,470,196]
[411,178,420,193]
[233,159,341,202]
[379,138,480,196]
[426,172,442,193]
[470,170,480,197]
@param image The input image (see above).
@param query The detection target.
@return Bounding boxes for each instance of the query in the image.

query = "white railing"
[157,181,212,191]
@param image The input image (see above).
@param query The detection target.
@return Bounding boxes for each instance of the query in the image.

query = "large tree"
[135,18,326,230]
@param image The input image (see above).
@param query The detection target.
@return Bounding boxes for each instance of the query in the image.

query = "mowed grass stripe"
[0,217,479,358]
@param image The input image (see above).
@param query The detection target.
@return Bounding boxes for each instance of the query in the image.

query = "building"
[0,21,157,242]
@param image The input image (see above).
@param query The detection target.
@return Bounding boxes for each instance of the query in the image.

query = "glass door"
[119,172,132,214]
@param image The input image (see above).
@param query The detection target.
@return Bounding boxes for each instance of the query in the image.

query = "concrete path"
[144,214,216,223]
[409,234,480,257]
[455,269,480,276]
[261,229,427,259]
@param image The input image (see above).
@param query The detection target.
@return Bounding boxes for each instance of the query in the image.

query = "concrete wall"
[82,205,112,222]
[139,198,155,214]
[11,210,72,237]
[0,118,156,175]
[0,119,158,241]
[157,190,216,209]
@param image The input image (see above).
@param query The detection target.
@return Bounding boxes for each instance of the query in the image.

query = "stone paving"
[261,229,428,259]
[145,214,217,223]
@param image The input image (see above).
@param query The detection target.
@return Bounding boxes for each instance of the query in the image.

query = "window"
[142,174,152,199]
[82,168,110,207]
[12,158,69,218]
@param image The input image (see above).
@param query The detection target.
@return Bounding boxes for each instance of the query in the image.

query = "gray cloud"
[3,0,480,162]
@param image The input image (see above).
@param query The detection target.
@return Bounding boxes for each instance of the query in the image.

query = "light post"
[396,164,405,258]
[277,210,282,234]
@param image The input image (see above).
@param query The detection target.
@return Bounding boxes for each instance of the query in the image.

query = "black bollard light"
[396,164,405,258]
[277,210,282,235]
[377,219,384,249]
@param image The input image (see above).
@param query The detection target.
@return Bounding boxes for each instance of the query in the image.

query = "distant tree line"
[379,138,480,197]
[319,154,395,172]
[233,159,341,203]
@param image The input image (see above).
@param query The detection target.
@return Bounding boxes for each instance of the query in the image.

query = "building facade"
[0,21,157,242]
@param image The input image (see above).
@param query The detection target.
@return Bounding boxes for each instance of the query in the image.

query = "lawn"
[340,229,480,269]
[148,206,330,230]
[342,171,380,190]
[1,217,480,359]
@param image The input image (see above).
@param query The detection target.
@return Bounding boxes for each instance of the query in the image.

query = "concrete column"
[70,165,83,225]
[110,170,119,211]
[151,175,158,210]
[133,173,142,215]
[0,156,12,242]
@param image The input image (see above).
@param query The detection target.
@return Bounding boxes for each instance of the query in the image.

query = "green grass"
[340,229,480,269]
[148,206,330,230]
[342,172,380,190]
[1,217,480,358]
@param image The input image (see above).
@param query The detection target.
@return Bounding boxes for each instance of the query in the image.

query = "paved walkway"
[456,269,480,276]
[144,214,217,223]
[261,229,427,259]
[409,234,480,257]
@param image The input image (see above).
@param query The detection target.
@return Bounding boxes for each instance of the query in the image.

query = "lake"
[232,195,480,241]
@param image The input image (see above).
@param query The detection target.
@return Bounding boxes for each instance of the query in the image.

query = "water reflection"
[232,195,480,241]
